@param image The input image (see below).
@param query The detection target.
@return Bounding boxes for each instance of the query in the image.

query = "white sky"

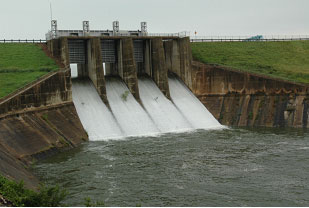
[1,0,308,39]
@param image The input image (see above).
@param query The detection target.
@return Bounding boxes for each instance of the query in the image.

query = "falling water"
[168,76,222,130]
[138,77,193,133]
[72,76,222,141]
[105,77,160,137]
[72,79,124,140]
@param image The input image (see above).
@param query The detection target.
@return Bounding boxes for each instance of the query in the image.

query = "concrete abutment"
[164,37,193,89]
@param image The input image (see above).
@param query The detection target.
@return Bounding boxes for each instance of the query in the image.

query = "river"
[34,128,309,206]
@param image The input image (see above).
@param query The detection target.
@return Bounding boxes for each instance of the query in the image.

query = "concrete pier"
[119,38,140,101]
[151,38,170,99]
[87,38,107,103]
[164,37,192,89]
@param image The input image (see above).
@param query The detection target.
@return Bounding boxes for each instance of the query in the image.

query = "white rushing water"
[138,77,193,133]
[72,80,124,140]
[168,76,222,130]
[72,76,222,141]
[105,77,160,137]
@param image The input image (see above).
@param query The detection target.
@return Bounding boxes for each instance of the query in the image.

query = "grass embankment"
[0,44,58,98]
[191,41,309,84]
[0,175,66,207]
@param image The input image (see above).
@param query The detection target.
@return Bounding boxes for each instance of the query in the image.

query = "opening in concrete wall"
[133,40,145,76]
[103,63,106,76]
[68,39,88,79]
[70,64,78,78]
[101,40,118,77]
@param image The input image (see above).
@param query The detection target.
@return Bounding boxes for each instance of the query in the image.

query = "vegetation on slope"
[0,43,58,98]
[0,175,67,207]
[191,41,309,84]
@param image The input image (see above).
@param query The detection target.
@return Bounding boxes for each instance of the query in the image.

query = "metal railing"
[0,39,46,43]
[190,35,309,42]
[147,31,190,38]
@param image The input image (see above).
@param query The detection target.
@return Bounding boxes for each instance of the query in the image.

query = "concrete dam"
[43,21,222,140]
[61,36,222,140]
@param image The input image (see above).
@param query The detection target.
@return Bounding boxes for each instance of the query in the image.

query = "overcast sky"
[1,0,308,39]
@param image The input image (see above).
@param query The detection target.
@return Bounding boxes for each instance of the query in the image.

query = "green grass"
[0,72,48,98]
[0,44,59,98]
[191,41,309,84]
[0,175,67,207]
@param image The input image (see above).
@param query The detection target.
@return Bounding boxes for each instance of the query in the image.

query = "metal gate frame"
[68,40,86,64]
[101,40,116,63]
[133,40,144,63]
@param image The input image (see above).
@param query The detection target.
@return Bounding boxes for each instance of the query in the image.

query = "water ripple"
[33,128,309,207]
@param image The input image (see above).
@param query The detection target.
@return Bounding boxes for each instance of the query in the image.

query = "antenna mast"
[50,1,53,22]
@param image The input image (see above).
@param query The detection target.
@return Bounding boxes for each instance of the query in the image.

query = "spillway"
[138,77,193,133]
[168,76,222,130]
[72,79,124,140]
[105,77,160,137]
[72,76,222,141]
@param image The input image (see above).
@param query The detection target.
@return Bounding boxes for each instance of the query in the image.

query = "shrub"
[0,175,67,207]
[121,91,130,102]
[84,197,105,207]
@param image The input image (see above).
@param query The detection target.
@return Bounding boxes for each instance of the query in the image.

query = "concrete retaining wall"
[0,103,87,188]
[190,62,309,128]
[0,66,88,188]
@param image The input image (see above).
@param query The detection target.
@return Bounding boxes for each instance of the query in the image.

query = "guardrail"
[190,35,309,42]
[0,39,46,43]
[147,32,190,38]
[191,38,309,42]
